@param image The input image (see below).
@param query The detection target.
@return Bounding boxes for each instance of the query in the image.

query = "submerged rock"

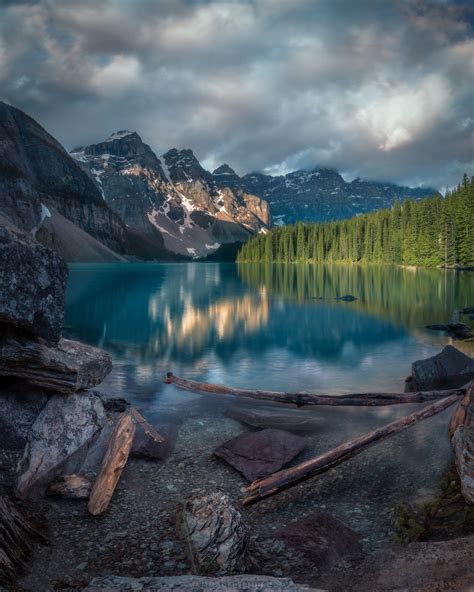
[406,345,474,391]
[449,382,474,504]
[83,575,325,591]
[0,383,49,450]
[426,322,473,340]
[16,391,106,498]
[0,336,112,394]
[179,491,248,575]
[461,306,474,315]
[0,220,67,343]
[215,428,307,481]
[227,404,320,433]
[275,512,363,569]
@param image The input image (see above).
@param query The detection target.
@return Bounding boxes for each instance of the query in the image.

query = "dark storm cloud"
[0,0,472,189]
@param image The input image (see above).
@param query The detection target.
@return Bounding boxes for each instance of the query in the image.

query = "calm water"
[65,263,474,542]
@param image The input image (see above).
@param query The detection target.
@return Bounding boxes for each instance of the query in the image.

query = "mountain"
[0,102,180,262]
[212,166,440,225]
[71,134,271,257]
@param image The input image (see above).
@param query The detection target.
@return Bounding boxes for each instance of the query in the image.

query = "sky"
[0,0,473,190]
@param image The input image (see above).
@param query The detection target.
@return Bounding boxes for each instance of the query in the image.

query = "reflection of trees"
[65,263,473,368]
[238,263,474,329]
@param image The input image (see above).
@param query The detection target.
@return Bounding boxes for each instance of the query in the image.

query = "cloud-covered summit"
[0,0,472,189]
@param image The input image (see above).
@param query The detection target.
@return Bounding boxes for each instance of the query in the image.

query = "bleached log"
[243,394,461,506]
[88,411,136,516]
[165,372,466,407]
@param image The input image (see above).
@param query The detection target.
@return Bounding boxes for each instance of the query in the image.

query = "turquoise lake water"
[64,263,474,542]
[65,262,473,398]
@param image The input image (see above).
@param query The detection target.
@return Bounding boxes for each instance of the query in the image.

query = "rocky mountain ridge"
[71,134,271,257]
[213,164,439,225]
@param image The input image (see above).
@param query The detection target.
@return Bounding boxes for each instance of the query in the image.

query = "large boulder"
[406,346,474,391]
[449,382,474,503]
[16,391,106,498]
[215,428,307,481]
[83,575,325,591]
[0,382,49,450]
[0,336,112,393]
[0,219,67,343]
[275,513,363,569]
[179,491,248,575]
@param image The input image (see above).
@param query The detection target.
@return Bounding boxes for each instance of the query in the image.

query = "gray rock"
[406,345,474,391]
[179,491,248,575]
[215,428,307,481]
[16,391,106,497]
[83,575,325,591]
[0,219,67,343]
[275,512,363,568]
[0,383,49,450]
[449,382,474,503]
[0,336,112,394]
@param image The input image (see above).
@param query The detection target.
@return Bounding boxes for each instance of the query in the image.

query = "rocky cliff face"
[215,166,439,225]
[71,134,271,257]
[0,101,127,256]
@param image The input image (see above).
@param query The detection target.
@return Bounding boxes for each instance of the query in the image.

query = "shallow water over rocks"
[64,263,474,548]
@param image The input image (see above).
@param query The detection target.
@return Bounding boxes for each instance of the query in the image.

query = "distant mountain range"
[0,101,439,262]
[217,166,438,225]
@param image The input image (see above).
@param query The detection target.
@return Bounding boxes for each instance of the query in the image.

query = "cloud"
[0,0,472,189]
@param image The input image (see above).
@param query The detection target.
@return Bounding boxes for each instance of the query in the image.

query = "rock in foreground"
[0,336,112,394]
[406,345,474,391]
[0,383,49,450]
[16,391,106,497]
[449,382,474,503]
[215,428,307,481]
[0,220,67,343]
[179,491,248,575]
[275,512,363,568]
[83,575,325,591]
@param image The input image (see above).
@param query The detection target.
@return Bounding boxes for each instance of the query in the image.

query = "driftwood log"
[0,491,44,586]
[165,372,467,407]
[243,394,462,506]
[88,410,136,516]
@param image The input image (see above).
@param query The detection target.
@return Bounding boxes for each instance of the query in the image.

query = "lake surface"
[65,263,474,544]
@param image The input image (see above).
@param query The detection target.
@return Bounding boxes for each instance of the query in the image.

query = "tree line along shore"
[237,175,474,268]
